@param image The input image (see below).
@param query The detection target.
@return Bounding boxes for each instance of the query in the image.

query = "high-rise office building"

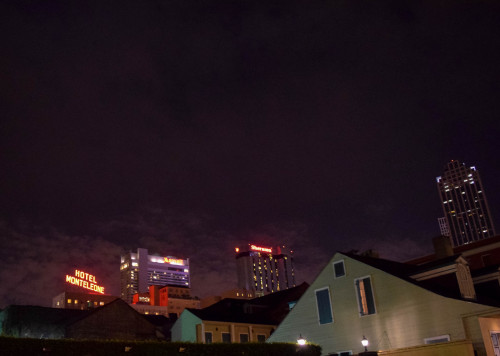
[436,160,496,247]
[120,248,190,303]
[235,244,295,297]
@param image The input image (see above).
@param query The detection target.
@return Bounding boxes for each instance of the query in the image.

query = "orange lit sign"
[65,269,105,294]
[164,257,184,265]
[250,244,273,253]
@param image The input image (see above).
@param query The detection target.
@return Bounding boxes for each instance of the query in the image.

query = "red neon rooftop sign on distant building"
[250,244,273,253]
[65,269,105,294]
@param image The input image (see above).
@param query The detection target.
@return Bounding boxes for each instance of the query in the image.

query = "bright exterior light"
[297,334,306,345]
[361,336,369,351]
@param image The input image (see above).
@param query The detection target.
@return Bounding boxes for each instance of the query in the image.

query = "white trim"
[333,260,346,278]
[337,351,353,356]
[314,286,334,325]
[424,334,450,344]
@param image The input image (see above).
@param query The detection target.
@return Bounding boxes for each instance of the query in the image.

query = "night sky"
[1,0,500,308]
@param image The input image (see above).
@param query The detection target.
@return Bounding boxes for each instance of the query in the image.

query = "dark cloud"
[0,0,500,306]
[0,211,333,308]
[0,221,122,308]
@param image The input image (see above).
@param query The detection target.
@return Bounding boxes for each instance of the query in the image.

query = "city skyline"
[1,0,500,308]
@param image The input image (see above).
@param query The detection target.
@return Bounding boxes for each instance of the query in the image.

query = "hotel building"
[120,248,190,303]
[437,160,496,247]
[235,244,295,297]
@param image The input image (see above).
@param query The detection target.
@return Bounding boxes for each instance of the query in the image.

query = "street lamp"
[297,334,306,346]
[361,336,369,352]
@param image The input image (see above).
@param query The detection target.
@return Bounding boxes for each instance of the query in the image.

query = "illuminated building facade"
[130,285,200,317]
[437,160,496,247]
[235,244,295,297]
[120,248,190,303]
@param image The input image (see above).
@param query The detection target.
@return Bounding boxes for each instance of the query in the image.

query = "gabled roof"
[406,234,500,265]
[342,252,460,281]
[341,252,500,308]
[186,283,309,325]
[0,298,151,330]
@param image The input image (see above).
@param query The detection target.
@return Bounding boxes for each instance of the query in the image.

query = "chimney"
[432,235,453,258]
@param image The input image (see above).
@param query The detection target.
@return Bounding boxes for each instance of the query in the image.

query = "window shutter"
[363,277,375,315]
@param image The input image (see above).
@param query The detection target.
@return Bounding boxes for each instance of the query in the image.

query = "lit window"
[67,299,72,304]
[74,299,78,304]
[355,276,376,316]
[100,301,104,306]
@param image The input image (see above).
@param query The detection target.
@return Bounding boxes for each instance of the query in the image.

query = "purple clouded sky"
[1,0,500,307]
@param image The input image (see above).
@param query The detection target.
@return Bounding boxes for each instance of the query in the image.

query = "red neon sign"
[250,244,273,253]
[65,269,105,294]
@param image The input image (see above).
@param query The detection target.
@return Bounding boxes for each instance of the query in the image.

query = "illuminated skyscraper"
[437,160,496,247]
[120,248,190,303]
[235,244,295,297]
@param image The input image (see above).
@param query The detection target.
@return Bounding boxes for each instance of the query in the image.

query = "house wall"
[268,253,500,356]
[478,316,500,356]
[378,339,474,356]
[195,321,274,343]
[168,298,201,317]
[171,310,201,342]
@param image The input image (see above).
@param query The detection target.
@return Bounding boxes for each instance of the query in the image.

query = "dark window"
[355,277,376,316]
[222,332,231,343]
[333,261,345,278]
[239,334,249,343]
[482,254,493,267]
[315,288,333,324]
[205,332,212,344]
[257,334,266,343]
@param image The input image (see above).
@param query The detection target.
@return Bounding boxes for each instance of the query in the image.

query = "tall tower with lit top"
[437,160,496,247]
[235,244,295,297]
